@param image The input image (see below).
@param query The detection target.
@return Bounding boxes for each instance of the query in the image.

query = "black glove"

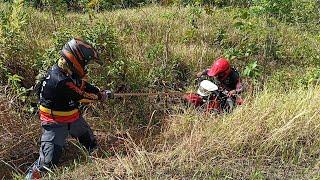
[100,90,114,101]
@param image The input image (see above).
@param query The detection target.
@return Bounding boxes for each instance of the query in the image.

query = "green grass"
[1,3,320,179]
[36,87,320,179]
[1,5,318,91]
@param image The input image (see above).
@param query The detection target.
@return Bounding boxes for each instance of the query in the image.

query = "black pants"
[31,117,97,172]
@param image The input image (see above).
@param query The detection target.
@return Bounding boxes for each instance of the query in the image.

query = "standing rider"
[197,57,244,108]
[26,38,113,179]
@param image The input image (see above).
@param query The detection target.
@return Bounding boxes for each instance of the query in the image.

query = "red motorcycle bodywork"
[184,93,243,113]
[184,93,221,112]
[184,93,203,107]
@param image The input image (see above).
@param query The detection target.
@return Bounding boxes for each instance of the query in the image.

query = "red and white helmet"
[207,57,231,80]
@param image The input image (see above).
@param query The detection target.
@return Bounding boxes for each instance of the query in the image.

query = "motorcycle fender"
[184,93,203,107]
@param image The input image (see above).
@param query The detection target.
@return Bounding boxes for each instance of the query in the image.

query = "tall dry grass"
[17,5,320,88]
[1,4,320,179]
[0,87,40,177]
[44,87,320,179]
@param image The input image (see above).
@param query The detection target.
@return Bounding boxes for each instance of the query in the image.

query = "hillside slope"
[0,3,320,179]
[49,87,320,179]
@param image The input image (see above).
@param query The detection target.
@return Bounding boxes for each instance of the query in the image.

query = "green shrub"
[5,0,154,11]
[251,0,320,23]
[0,0,39,88]
[175,0,252,7]
[243,61,261,83]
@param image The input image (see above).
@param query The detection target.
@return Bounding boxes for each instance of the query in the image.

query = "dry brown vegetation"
[1,2,320,179]
[45,88,320,179]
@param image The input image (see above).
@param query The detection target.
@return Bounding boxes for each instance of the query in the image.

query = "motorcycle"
[183,80,243,113]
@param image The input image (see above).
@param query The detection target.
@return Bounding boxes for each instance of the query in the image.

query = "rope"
[114,92,188,97]
[79,92,189,103]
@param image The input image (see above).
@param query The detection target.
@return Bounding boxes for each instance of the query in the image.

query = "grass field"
[0,1,320,179]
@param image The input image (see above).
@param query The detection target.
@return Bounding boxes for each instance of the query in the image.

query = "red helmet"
[207,57,231,80]
[61,38,101,78]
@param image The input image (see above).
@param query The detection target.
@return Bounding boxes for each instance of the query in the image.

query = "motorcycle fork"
[206,96,221,113]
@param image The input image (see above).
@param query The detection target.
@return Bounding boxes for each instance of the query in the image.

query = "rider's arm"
[197,69,209,77]
[235,78,244,94]
[59,79,102,102]
[81,80,101,94]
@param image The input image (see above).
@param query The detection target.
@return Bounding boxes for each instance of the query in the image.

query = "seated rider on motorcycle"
[197,57,244,108]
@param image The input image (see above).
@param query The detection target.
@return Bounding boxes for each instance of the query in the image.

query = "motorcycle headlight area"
[197,86,211,97]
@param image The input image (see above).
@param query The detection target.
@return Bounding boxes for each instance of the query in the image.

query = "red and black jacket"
[39,65,101,123]
[201,67,244,93]
[219,68,243,93]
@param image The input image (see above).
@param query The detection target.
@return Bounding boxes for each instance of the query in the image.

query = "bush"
[3,0,154,11]
[0,0,38,88]
[251,0,320,23]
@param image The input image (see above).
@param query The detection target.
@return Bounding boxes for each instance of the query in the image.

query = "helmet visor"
[217,72,225,78]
